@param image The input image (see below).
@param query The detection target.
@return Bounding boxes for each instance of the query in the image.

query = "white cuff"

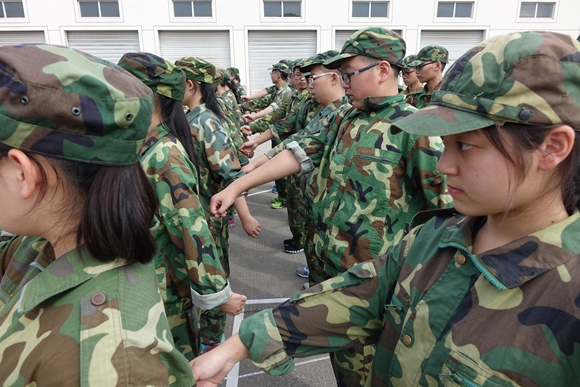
[191,281,233,310]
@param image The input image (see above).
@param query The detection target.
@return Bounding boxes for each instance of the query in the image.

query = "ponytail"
[199,82,226,122]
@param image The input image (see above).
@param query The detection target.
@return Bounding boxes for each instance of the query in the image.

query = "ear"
[377,61,392,83]
[537,125,575,171]
[185,79,196,92]
[6,149,42,200]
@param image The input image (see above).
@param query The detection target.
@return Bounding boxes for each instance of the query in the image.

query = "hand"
[218,292,247,316]
[240,125,253,136]
[211,188,238,218]
[241,216,261,238]
[240,140,258,156]
[242,163,256,174]
[241,95,250,102]
[242,113,255,123]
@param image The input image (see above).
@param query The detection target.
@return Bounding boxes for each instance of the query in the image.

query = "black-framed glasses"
[339,62,379,85]
[415,62,434,70]
[400,69,416,77]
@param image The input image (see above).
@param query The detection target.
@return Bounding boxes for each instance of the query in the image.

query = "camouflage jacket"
[405,81,441,109]
[140,123,229,310]
[186,104,245,209]
[289,94,452,280]
[238,210,580,386]
[233,81,246,103]
[249,88,311,134]
[240,85,277,112]
[217,94,249,166]
[0,236,194,386]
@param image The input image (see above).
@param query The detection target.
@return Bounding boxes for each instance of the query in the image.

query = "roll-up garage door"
[159,30,231,68]
[335,29,403,52]
[0,31,45,46]
[248,30,316,94]
[419,30,485,66]
[66,30,140,63]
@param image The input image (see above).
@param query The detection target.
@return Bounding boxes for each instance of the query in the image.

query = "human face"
[292,69,307,91]
[414,61,438,83]
[270,70,280,82]
[308,64,336,104]
[438,129,545,219]
[339,56,379,110]
[401,68,419,86]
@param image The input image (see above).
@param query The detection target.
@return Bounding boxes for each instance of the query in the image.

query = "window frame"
[75,0,124,22]
[349,0,391,22]
[0,0,28,21]
[434,1,476,22]
[516,0,557,22]
[170,0,216,22]
[260,0,304,23]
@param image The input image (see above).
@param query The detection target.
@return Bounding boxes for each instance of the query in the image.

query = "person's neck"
[426,76,442,92]
[274,79,286,88]
[472,193,569,255]
[320,89,346,107]
[409,81,423,93]
[184,94,203,110]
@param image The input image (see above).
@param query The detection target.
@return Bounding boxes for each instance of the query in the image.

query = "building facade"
[1,0,578,93]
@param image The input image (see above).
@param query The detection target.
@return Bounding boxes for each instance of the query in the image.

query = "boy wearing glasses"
[210,27,451,386]
[401,55,424,95]
[405,45,449,108]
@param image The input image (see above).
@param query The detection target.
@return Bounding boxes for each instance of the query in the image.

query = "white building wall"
[1,0,578,92]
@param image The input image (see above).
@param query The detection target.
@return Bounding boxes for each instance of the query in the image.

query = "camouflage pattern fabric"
[240,85,277,112]
[119,52,186,101]
[0,236,194,386]
[325,27,406,69]
[0,44,154,166]
[238,210,580,386]
[140,123,229,361]
[270,62,290,74]
[186,104,246,345]
[233,81,247,103]
[406,45,449,66]
[217,93,249,166]
[395,31,580,135]
[405,81,441,109]
[175,56,216,84]
[249,88,311,134]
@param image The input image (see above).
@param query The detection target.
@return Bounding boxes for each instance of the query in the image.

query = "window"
[264,0,301,17]
[79,0,119,17]
[437,1,473,17]
[173,0,212,17]
[352,1,389,17]
[519,2,554,18]
[0,1,24,18]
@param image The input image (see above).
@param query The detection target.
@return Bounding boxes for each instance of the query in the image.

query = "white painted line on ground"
[225,298,290,387]
[247,189,274,197]
[237,356,330,379]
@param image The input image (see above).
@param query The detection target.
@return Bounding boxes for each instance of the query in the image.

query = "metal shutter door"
[66,30,140,63]
[0,31,45,46]
[420,30,485,63]
[159,30,231,69]
[248,30,316,94]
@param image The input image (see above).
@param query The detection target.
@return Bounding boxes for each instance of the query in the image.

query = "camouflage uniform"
[119,53,232,361]
[0,44,193,385]
[235,30,580,387]
[240,85,277,112]
[249,87,311,134]
[227,67,247,103]
[177,57,247,347]
[405,46,448,109]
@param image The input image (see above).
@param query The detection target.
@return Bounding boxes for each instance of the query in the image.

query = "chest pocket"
[439,350,522,387]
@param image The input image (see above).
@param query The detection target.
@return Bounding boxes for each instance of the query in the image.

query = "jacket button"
[456,254,467,265]
[402,334,412,346]
[91,292,106,306]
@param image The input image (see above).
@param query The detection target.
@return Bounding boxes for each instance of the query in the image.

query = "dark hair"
[0,144,158,264]
[484,123,580,215]
[157,94,199,169]
[221,77,241,105]
[279,71,288,81]
[197,82,226,122]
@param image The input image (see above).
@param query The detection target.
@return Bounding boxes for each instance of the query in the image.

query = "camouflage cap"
[391,32,580,136]
[0,44,153,166]
[213,68,231,87]
[300,50,340,73]
[407,45,449,67]
[292,58,306,71]
[278,59,294,69]
[324,27,406,69]
[118,52,185,101]
[269,63,290,74]
[403,54,417,68]
[175,56,216,85]
[227,67,240,78]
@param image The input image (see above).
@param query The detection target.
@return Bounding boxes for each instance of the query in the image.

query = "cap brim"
[323,52,358,69]
[390,103,497,136]
[406,59,425,67]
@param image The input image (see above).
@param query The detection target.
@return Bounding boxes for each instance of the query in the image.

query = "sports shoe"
[271,197,279,203]
[272,185,277,193]
[285,242,304,254]
[271,199,286,209]
[302,282,310,290]
[283,238,293,246]
[227,218,235,228]
[296,266,309,277]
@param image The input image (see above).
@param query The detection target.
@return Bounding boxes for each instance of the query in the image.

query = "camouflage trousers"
[286,173,307,247]
[330,345,376,387]
[275,176,288,205]
[166,300,201,361]
[199,217,230,346]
